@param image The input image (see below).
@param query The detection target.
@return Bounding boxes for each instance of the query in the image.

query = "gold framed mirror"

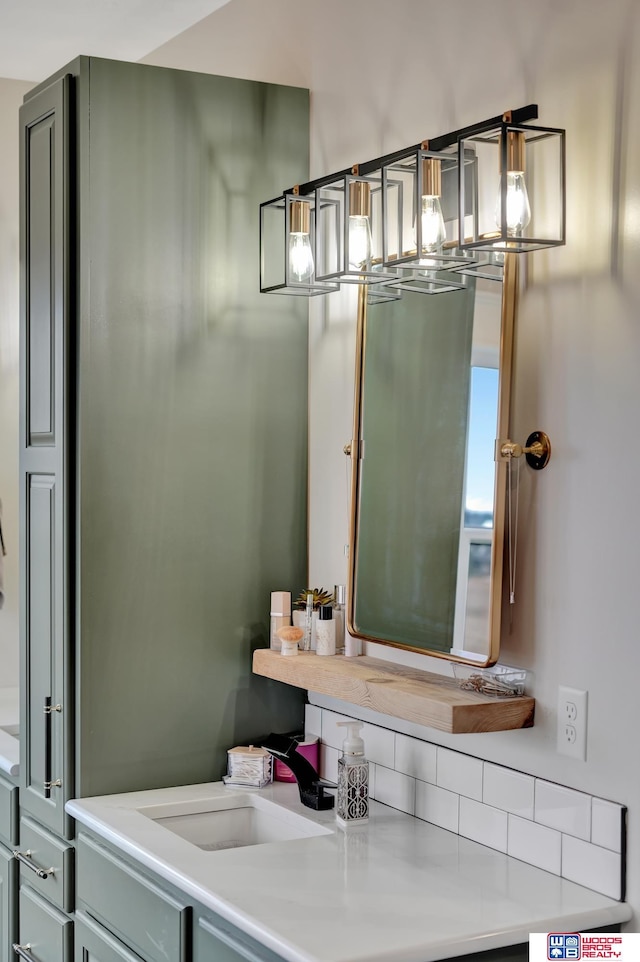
[346,254,518,666]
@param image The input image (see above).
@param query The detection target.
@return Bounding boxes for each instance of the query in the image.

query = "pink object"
[273,736,319,782]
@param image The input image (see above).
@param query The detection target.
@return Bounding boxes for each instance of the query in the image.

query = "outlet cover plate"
[557,686,588,760]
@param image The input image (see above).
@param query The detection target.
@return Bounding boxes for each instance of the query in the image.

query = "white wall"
[0,78,34,689]
[146,0,640,926]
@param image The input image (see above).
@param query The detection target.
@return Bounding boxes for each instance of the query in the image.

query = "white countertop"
[67,782,631,962]
[0,687,19,777]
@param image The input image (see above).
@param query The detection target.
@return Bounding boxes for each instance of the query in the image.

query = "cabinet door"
[75,912,145,962]
[19,74,73,839]
[194,912,283,962]
[0,844,17,962]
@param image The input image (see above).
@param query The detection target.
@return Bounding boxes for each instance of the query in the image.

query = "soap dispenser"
[336,721,369,827]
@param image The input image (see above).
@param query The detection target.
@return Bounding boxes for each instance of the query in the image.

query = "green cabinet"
[19,74,72,841]
[19,54,308,823]
[75,912,146,962]
[0,775,19,851]
[16,884,72,962]
[76,834,188,962]
[76,829,282,962]
[19,50,310,962]
[0,844,17,962]
[16,817,74,914]
[194,910,285,962]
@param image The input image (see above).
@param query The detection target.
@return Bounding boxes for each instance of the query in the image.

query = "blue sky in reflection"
[465,366,499,519]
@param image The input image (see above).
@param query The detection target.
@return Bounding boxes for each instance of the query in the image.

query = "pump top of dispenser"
[337,721,365,756]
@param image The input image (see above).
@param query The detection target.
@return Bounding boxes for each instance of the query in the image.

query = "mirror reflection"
[350,269,512,665]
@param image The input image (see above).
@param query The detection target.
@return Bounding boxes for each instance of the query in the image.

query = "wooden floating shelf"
[252,649,535,735]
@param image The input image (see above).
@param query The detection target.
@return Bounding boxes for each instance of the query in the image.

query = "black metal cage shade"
[457,122,566,253]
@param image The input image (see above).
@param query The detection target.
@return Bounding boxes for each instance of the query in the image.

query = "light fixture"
[367,285,403,306]
[457,111,566,253]
[259,192,338,296]
[314,169,398,285]
[496,131,531,237]
[347,180,373,271]
[381,146,471,272]
[259,105,566,296]
[419,157,447,253]
[451,250,505,282]
[288,198,314,282]
[384,272,467,297]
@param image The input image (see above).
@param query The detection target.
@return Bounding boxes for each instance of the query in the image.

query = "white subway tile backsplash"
[534,780,591,840]
[508,814,561,875]
[362,723,395,768]
[321,709,356,751]
[562,835,623,900]
[483,764,534,819]
[591,798,624,853]
[304,704,322,740]
[459,797,508,852]
[312,706,625,902]
[395,733,437,784]
[319,743,339,784]
[373,765,415,815]
[320,710,394,767]
[415,780,459,834]
[369,762,376,799]
[437,748,483,800]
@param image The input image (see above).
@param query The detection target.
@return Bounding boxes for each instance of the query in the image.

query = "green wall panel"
[74,59,308,794]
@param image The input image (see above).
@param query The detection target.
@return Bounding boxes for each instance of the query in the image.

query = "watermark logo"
[548,934,582,959]
[530,934,630,962]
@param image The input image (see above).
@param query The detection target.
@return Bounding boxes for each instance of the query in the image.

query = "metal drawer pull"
[43,696,62,799]
[13,944,39,962]
[13,850,55,879]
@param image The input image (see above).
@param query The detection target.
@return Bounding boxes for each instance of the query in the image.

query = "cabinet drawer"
[75,911,146,962]
[0,776,18,850]
[17,883,72,962]
[194,911,283,962]
[77,833,189,962]
[16,817,74,913]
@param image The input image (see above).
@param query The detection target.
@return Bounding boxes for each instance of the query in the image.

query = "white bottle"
[316,604,336,656]
[270,591,291,651]
[333,585,346,655]
[345,630,361,657]
[336,721,369,827]
[302,592,314,651]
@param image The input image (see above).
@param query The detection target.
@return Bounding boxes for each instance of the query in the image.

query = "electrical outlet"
[557,686,588,760]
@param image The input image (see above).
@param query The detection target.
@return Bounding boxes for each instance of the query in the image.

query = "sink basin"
[139,793,332,852]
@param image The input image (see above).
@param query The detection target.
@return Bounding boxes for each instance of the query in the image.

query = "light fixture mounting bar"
[288,104,539,197]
